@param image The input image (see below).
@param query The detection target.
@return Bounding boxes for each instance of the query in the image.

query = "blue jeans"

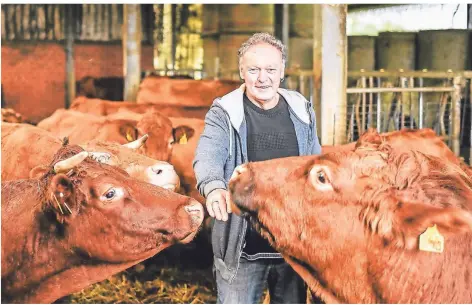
[215,258,306,304]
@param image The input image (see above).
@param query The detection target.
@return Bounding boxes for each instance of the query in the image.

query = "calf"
[1,145,204,303]
[2,123,180,191]
[229,130,472,303]
[37,109,194,162]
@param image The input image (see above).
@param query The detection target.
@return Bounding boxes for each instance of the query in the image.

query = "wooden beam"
[320,4,347,145]
[312,4,322,139]
[171,4,177,70]
[468,4,472,29]
[123,4,142,102]
[64,4,75,109]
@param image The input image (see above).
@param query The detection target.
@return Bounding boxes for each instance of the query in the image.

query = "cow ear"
[29,165,50,179]
[120,124,139,142]
[393,201,472,237]
[47,174,77,221]
[364,197,472,250]
[173,125,195,144]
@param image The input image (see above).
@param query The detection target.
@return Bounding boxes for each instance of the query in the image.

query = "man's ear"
[29,165,50,179]
[173,125,195,144]
[239,64,244,80]
[47,174,77,222]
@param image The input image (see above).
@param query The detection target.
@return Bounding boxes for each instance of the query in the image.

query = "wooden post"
[468,4,472,29]
[320,4,347,145]
[64,4,75,109]
[171,4,177,71]
[123,4,142,102]
[312,4,322,139]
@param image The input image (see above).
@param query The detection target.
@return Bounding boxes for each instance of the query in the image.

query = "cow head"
[133,111,194,161]
[29,137,181,192]
[228,130,472,301]
[40,145,204,263]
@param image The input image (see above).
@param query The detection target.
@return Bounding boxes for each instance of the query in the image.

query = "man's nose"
[257,69,268,82]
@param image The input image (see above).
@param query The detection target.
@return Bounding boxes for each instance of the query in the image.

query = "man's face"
[240,43,284,104]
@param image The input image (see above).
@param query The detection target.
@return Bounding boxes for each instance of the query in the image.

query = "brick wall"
[1,41,154,123]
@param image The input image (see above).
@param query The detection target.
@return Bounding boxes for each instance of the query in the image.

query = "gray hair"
[238,32,287,66]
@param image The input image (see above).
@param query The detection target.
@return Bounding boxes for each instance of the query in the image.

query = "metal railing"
[213,68,472,163]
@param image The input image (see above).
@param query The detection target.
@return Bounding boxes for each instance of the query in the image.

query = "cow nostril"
[155,169,163,175]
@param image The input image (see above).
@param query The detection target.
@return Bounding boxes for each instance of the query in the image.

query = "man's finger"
[226,192,233,214]
[206,202,215,218]
[218,200,228,221]
[213,200,223,220]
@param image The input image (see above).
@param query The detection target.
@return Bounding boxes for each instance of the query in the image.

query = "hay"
[60,263,215,304]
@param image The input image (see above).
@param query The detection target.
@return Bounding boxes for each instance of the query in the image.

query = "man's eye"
[267,69,276,74]
[248,69,258,74]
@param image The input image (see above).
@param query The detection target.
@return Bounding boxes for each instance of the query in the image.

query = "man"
[193,32,321,303]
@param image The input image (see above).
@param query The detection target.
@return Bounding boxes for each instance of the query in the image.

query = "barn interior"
[1,3,472,304]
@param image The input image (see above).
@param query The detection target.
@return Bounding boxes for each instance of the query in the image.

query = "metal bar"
[361,76,366,134]
[376,77,381,132]
[347,87,455,94]
[400,76,405,129]
[368,76,373,128]
[451,76,462,155]
[419,77,424,129]
[470,78,472,164]
[285,69,472,79]
[409,77,414,128]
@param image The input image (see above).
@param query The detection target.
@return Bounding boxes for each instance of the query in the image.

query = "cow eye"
[100,187,124,202]
[317,171,326,184]
[105,189,116,199]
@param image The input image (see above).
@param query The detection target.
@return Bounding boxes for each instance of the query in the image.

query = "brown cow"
[2,123,180,191]
[137,75,239,107]
[229,130,472,303]
[37,109,194,162]
[106,111,205,202]
[70,96,209,119]
[1,145,204,303]
[323,128,471,175]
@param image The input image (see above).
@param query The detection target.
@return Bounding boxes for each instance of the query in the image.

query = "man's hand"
[206,189,232,221]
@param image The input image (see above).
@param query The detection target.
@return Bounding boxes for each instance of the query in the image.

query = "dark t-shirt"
[242,93,299,259]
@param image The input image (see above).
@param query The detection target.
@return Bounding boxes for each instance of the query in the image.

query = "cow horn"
[122,134,149,150]
[53,151,89,173]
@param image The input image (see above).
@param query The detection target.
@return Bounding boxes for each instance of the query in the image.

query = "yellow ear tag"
[419,224,444,253]
[179,133,188,145]
[126,130,134,142]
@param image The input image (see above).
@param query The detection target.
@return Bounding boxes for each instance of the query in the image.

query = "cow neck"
[365,233,472,303]
[17,253,161,304]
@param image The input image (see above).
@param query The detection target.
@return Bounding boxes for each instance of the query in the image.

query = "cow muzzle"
[179,199,205,243]
[228,164,256,216]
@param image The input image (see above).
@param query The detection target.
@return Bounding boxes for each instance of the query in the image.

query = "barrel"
[376,32,416,71]
[348,36,376,71]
